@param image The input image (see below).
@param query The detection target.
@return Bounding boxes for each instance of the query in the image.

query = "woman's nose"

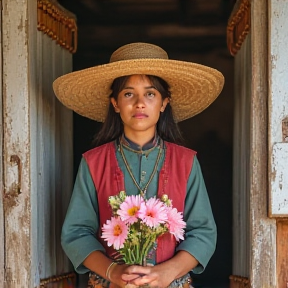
[135,94,145,108]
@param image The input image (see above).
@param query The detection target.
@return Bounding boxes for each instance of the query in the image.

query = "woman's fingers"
[121,273,141,281]
[124,265,152,275]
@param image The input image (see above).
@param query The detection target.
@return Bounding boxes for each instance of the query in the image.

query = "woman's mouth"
[133,113,148,119]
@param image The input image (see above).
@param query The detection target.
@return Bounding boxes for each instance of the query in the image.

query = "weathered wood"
[233,34,251,277]
[232,0,277,286]
[268,1,288,218]
[282,118,288,142]
[268,1,288,285]
[39,272,77,287]
[270,143,288,216]
[0,6,4,288]
[277,220,288,288]
[30,21,73,287]
[250,0,277,286]
[37,0,78,53]
[229,275,251,288]
[227,0,251,56]
[2,1,31,286]
[2,0,73,286]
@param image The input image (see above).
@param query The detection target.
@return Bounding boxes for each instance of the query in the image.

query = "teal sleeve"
[176,156,217,274]
[61,158,105,274]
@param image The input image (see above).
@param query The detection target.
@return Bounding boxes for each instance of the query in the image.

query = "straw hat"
[53,42,224,122]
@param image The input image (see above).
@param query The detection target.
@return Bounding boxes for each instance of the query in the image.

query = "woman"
[53,42,224,288]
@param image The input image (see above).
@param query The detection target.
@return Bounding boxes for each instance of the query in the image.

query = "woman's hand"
[121,264,176,288]
[121,251,198,288]
[109,263,140,288]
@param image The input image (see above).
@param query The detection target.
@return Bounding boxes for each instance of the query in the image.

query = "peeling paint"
[270,142,288,216]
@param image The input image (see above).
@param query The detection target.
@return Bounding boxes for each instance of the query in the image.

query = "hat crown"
[110,42,169,63]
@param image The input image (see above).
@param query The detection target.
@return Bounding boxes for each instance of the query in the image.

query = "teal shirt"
[61,142,217,275]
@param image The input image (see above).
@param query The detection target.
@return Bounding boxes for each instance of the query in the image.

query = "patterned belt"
[88,272,193,288]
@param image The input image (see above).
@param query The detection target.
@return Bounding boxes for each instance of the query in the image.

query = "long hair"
[93,75,184,146]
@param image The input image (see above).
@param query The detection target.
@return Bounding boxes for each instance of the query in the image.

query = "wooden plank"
[2,0,32,286]
[250,0,277,286]
[268,1,288,218]
[229,275,250,288]
[277,220,288,288]
[55,45,73,273]
[0,5,5,288]
[2,0,73,285]
[233,34,251,277]
[270,143,288,216]
[30,27,73,283]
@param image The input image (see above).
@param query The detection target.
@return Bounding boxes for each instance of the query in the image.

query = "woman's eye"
[124,92,133,97]
[146,92,155,98]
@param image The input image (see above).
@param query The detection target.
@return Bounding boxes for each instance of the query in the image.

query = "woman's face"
[111,75,169,139]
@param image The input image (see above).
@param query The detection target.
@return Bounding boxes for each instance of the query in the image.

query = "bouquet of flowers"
[101,191,186,265]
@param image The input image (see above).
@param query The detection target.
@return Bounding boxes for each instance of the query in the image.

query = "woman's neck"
[123,129,156,148]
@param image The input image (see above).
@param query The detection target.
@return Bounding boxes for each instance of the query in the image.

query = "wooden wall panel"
[229,275,250,288]
[30,23,73,286]
[250,0,276,286]
[268,0,288,217]
[2,0,73,286]
[0,5,4,288]
[277,220,288,288]
[232,33,251,278]
[232,0,277,287]
[2,1,32,286]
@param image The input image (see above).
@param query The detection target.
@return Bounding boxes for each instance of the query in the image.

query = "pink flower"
[101,217,128,250]
[166,206,186,241]
[138,197,168,228]
[117,195,145,224]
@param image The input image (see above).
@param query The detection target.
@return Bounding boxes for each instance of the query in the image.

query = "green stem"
[140,234,155,266]
[136,243,140,264]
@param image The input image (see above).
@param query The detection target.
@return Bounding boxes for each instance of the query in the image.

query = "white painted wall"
[268,1,288,217]
[2,0,73,286]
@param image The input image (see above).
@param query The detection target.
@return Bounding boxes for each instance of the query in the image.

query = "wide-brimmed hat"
[53,42,224,122]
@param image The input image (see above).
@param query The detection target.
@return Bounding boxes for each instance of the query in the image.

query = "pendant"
[161,194,168,202]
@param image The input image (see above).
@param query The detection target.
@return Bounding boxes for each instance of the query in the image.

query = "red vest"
[83,141,196,263]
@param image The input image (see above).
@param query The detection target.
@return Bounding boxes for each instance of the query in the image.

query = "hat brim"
[53,58,224,122]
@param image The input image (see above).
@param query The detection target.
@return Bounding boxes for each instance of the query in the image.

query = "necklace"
[121,143,157,157]
[119,141,163,197]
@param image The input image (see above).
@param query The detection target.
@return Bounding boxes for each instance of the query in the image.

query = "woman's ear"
[111,98,120,113]
[160,98,169,112]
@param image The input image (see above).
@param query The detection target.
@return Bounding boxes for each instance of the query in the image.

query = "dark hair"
[93,75,184,146]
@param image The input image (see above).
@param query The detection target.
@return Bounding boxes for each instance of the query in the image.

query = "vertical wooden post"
[2,0,32,286]
[268,1,288,287]
[231,0,277,286]
[249,0,277,286]
[0,4,5,288]
[277,220,288,287]
[2,0,74,286]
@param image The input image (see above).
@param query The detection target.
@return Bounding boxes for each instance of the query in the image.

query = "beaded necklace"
[119,141,163,198]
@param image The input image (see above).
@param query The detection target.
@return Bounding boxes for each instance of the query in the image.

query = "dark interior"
[58,1,235,287]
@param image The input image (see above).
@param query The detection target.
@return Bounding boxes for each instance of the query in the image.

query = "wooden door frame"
[249,0,277,286]
[0,5,4,288]
[228,0,277,287]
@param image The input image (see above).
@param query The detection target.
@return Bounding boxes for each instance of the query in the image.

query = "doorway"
[58,1,235,287]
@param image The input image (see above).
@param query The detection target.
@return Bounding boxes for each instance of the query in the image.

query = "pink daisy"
[117,195,145,224]
[138,197,168,228]
[101,217,128,250]
[166,206,186,241]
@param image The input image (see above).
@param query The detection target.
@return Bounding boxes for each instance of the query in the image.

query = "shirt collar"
[119,133,160,151]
